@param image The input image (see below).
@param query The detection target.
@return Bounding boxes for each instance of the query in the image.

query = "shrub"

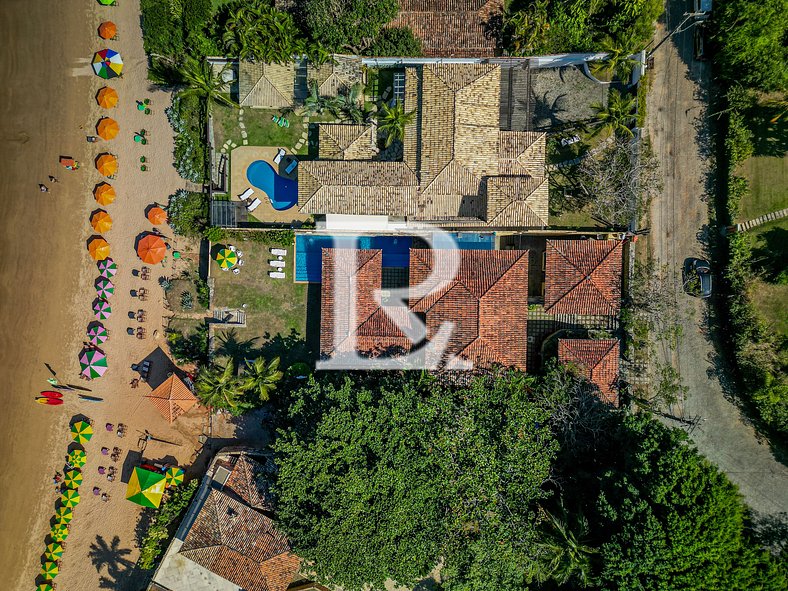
[166,94,207,182]
[180,291,194,310]
[140,0,185,57]
[725,111,755,167]
[168,189,208,237]
[194,276,210,308]
[365,27,423,57]
[137,479,199,569]
[168,322,209,365]
[159,277,173,292]
[202,225,227,243]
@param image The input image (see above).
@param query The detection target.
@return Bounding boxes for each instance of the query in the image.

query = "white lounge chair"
[237,187,254,201]
[270,247,287,256]
[284,158,298,175]
[246,198,262,212]
[273,148,286,164]
[269,271,286,279]
[269,260,286,269]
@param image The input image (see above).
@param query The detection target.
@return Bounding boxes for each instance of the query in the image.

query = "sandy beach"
[0,1,209,588]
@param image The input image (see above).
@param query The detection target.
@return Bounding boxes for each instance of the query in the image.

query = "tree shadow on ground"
[88,534,151,590]
[751,227,788,281]
[746,105,788,158]
[215,328,259,366]
[749,511,788,555]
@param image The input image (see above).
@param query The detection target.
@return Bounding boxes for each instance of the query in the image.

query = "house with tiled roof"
[558,339,620,406]
[306,56,364,97]
[299,63,549,229]
[544,239,623,316]
[238,61,296,109]
[143,374,199,423]
[320,247,529,370]
[318,124,378,160]
[387,0,504,58]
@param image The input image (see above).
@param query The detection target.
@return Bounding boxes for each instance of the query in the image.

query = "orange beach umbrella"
[96,117,119,140]
[96,86,118,108]
[88,237,111,261]
[136,234,166,264]
[95,154,118,177]
[98,21,117,40]
[90,211,113,233]
[147,207,167,225]
[93,182,116,205]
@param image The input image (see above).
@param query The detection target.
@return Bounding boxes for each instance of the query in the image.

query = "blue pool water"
[246,160,298,211]
[295,232,494,282]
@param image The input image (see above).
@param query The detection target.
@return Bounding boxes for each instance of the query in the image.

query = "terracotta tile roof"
[318,124,378,160]
[238,62,295,108]
[307,56,363,97]
[143,375,198,423]
[224,455,275,513]
[299,64,548,227]
[388,0,503,58]
[558,339,620,406]
[544,240,623,315]
[180,489,299,591]
[320,248,528,370]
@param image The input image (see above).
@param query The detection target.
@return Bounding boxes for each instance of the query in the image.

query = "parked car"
[683,258,713,298]
[693,25,708,61]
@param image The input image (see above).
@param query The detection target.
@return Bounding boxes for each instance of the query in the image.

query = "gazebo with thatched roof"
[143,374,198,423]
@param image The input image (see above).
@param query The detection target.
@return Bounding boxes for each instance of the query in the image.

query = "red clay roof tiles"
[558,339,620,406]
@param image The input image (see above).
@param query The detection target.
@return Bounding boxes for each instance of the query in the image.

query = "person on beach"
[48,175,58,183]
[39,184,48,192]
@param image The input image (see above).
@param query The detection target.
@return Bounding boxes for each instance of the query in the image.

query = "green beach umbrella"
[67,449,87,468]
[80,348,108,378]
[60,489,80,508]
[95,277,115,299]
[36,584,54,591]
[164,466,184,487]
[54,507,73,524]
[70,420,93,444]
[44,542,64,560]
[63,470,82,489]
[215,248,238,270]
[97,0,116,4]
[50,524,69,542]
[41,561,58,579]
[126,467,166,508]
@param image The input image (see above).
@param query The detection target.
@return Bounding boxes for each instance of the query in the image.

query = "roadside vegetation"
[712,2,788,439]
[137,479,199,570]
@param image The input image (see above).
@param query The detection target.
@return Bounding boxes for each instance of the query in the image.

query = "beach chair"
[237,187,254,201]
[270,247,287,257]
[269,271,286,279]
[246,198,262,212]
[269,260,286,269]
[284,158,298,175]
[274,148,286,164]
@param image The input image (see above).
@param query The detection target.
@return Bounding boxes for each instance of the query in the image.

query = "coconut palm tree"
[178,58,235,114]
[591,89,637,138]
[332,83,365,123]
[591,37,640,83]
[302,79,330,116]
[376,100,416,147]
[240,357,283,403]
[195,362,249,415]
[527,507,598,587]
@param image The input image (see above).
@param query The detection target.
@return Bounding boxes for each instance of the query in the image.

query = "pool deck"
[229,145,310,225]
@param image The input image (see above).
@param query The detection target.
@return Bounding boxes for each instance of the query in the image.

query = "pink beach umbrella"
[93,298,112,320]
[87,323,109,346]
[80,348,108,379]
[98,257,117,279]
[95,278,115,299]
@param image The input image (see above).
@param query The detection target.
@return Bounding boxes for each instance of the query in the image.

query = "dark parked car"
[683,258,712,298]
[694,26,708,61]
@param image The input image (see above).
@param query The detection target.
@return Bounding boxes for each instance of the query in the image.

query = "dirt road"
[645,3,788,516]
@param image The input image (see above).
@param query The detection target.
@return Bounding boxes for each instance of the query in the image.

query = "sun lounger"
[274,148,286,164]
[269,260,286,269]
[269,271,286,279]
[238,187,255,201]
[246,198,262,212]
[284,158,298,175]
[270,248,287,257]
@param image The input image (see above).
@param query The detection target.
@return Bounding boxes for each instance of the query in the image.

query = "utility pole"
[647,12,707,58]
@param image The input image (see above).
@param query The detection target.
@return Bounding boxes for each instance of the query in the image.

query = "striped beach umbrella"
[70,420,93,444]
[80,348,108,378]
[44,542,64,561]
[41,561,59,579]
[54,507,73,525]
[92,49,123,79]
[60,489,81,508]
[88,323,109,346]
[93,299,112,320]
[50,524,69,542]
[93,182,115,205]
[88,237,110,261]
[63,470,82,489]
[67,449,87,469]
[164,466,184,487]
[126,467,166,508]
[215,248,238,269]
[36,583,55,591]
[98,257,117,278]
[96,86,118,108]
[95,278,115,299]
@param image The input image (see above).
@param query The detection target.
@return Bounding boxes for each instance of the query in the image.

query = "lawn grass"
[748,217,788,338]
[750,280,788,336]
[168,316,204,336]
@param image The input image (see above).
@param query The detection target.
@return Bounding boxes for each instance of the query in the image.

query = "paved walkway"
[735,207,788,232]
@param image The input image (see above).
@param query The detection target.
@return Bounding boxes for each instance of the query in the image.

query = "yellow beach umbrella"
[164,466,184,487]
[63,470,82,489]
[215,248,238,269]
[93,182,116,206]
[126,467,166,508]
[95,154,118,177]
[88,237,110,262]
[96,117,119,140]
[54,507,73,524]
[44,542,64,560]
[60,489,80,508]
[41,561,59,579]
[70,420,94,444]
[96,86,119,108]
[50,524,69,542]
[67,449,87,468]
[37,583,55,591]
[90,210,113,233]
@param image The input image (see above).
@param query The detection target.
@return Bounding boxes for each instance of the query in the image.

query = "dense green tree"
[177,58,235,114]
[376,100,416,147]
[301,79,332,116]
[195,362,250,415]
[140,0,185,57]
[365,27,423,57]
[300,0,399,53]
[714,0,788,92]
[218,0,308,63]
[240,357,283,402]
[591,89,636,138]
[527,507,598,587]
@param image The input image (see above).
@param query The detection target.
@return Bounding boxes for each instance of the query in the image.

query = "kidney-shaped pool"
[246,160,298,211]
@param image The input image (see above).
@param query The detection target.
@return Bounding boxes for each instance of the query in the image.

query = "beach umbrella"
[67,449,87,469]
[147,206,167,225]
[98,0,116,4]
[96,117,119,140]
[44,542,64,561]
[93,182,115,205]
[60,489,81,508]
[90,210,113,233]
[88,237,110,261]
[63,470,82,489]
[50,524,69,542]
[98,21,117,39]
[96,86,118,108]
[41,562,59,579]
[126,467,166,508]
[215,248,238,269]
[164,466,184,487]
[87,322,109,345]
[136,234,167,265]
[54,507,73,525]
[98,257,117,279]
[95,277,115,299]
[95,154,118,177]
[37,582,55,591]
[92,49,123,79]
[80,347,108,378]
[93,299,112,320]
[70,420,93,444]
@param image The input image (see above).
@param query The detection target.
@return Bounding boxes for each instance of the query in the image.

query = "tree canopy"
[299,0,399,53]
[364,27,423,57]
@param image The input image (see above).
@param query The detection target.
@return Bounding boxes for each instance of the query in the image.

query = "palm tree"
[240,356,283,403]
[527,507,598,587]
[332,83,365,123]
[195,362,248,415]
[591,37,640,83]
[591,89,636,138]
[376,100,416,147]
[178,58,235,114]
[302,79,330,116]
